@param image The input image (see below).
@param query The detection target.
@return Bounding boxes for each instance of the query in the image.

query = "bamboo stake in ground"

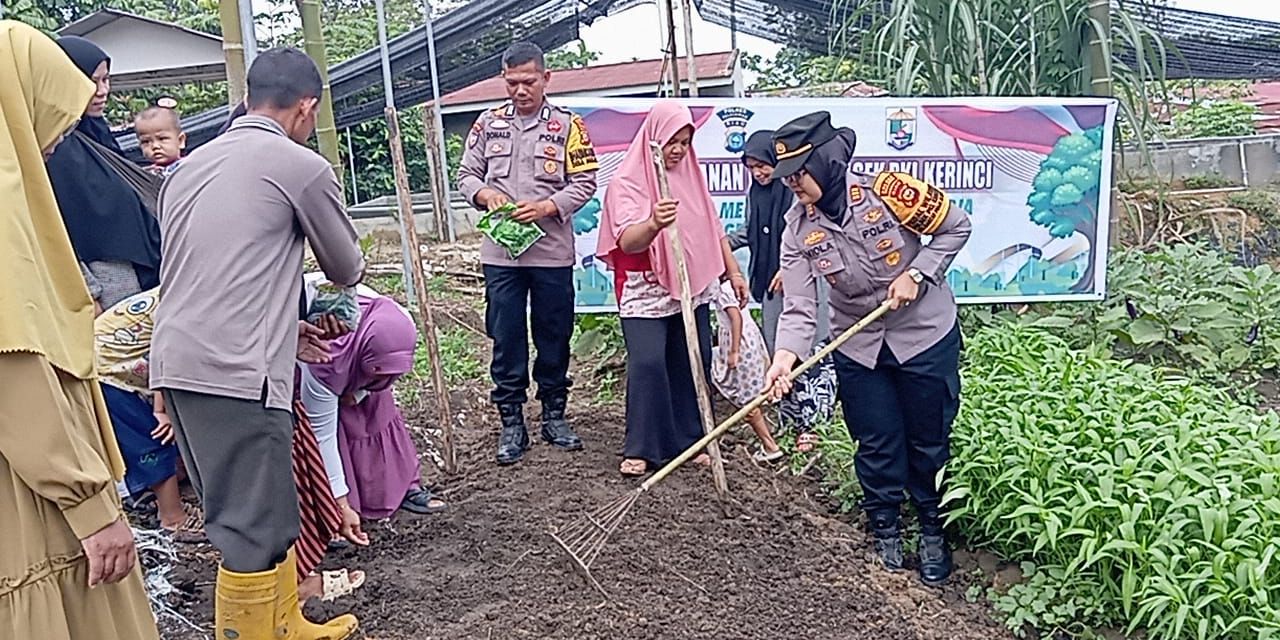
[649,141,728,500]
[386,106,458,475]
[421,104,451,242]
[216,0,247,106]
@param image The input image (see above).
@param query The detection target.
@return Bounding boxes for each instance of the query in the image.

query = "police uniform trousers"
[483,265,575,406]
[832,320,961,520]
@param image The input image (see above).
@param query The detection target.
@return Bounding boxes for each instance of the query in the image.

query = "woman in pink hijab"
[597,100,749,476]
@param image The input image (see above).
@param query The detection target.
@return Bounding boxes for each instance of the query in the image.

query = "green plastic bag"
[307,281,361,333]
[477,203,545,259]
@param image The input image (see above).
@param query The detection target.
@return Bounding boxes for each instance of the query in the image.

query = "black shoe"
[495,404,530,465]
[869,511,905,572]
[918,534,953,586]
[540,395,583,451]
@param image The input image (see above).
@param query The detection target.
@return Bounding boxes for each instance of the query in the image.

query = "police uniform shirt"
[456,102,599,268]
[774,169,972,369]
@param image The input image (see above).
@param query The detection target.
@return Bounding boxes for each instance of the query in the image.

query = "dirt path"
[154,237,1012,639]
[159,402,1010,640]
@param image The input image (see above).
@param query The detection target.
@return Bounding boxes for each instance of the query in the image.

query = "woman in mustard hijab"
[0,21,159,640]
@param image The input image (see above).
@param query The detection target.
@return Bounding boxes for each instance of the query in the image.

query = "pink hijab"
[597,100,725,300]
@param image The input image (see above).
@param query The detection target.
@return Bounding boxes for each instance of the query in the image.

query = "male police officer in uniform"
[457,42,599,465]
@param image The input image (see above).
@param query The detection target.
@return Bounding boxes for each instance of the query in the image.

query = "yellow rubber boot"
[274,547,359,640]
[215,564,278,640]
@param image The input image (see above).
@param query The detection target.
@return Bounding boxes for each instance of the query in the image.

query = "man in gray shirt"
[457,42,598,465]
[150,48,364,640]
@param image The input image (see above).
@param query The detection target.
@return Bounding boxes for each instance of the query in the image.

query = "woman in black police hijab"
[45,36,162,310]
[764,112,971,587]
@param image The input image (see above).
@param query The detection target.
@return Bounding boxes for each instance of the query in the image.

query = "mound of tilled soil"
[149,399,1010,640]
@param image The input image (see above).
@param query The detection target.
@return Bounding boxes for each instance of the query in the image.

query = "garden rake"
[550,299,895,595]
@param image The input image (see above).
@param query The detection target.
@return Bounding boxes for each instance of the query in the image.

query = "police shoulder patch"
[565,114,599,175]
[873,171,951,235]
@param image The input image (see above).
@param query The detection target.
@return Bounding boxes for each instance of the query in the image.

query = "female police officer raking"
[762,112,971,586]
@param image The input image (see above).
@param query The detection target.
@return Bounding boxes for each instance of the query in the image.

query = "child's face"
[136,117,186,166]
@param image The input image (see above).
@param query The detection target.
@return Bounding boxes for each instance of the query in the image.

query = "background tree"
[546,40,598,70]
[1027,126,1105,291]
[740,44,879,91]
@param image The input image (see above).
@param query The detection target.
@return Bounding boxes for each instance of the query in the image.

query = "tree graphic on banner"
[1027,125,1104,292]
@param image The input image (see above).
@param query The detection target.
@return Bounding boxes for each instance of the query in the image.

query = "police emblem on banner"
[886,108,916,151]
[715,106,754,154]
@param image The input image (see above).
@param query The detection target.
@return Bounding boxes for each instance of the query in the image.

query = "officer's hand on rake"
[887,272,919,311]
[764,350,800,402]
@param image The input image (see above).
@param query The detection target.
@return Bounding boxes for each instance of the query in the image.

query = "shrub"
[1228,190,1279,222]
[1181,173,1234,190]
[1171,100,1258,139]
[944,323,1280,639]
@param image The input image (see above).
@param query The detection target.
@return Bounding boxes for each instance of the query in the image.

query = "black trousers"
[483,265,574,406]
[620,305,713,466]
[163,388,300,573]
[833,321,962,520]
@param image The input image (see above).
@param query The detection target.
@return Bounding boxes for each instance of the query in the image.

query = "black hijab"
[804,128,857,224]
[45,37,162,290]
[56,36,121,152]
[742,131,792,302]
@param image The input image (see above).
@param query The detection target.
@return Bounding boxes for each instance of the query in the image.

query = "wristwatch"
[907,268,925,284]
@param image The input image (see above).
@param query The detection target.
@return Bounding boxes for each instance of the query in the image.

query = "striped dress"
[292,398,342,580]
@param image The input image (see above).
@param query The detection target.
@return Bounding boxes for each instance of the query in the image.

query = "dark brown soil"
[153,236,1013,639]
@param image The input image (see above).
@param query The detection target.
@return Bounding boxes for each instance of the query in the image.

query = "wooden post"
[386,107,459,475]
[662,0,681,96]
[1086,0,1112,98]
[421,104,451,242]
[217,0,247,107]
[649,141,729,500]
[680,0,699,97]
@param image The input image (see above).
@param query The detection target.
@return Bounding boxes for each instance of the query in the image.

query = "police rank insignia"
[543,160,558,174]
[546,119,563,133]
[849,184,865,205]
[885,251,902,267]
[876,238,893,252]
[804,230,827,246]
[886,108,917,151]
[863,208,883,223]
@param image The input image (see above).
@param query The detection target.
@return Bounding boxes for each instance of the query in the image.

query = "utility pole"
[680,0,699,97]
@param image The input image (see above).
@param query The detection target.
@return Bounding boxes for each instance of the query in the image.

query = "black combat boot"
[495,403,530,465]
[869,510,905,572]
[917,509,953,586]
[540,395,583,451]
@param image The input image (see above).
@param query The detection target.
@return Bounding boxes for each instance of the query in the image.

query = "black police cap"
[771,111,839,179]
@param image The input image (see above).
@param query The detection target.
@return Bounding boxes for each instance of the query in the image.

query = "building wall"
[1120,135,1280,186]
[75,20,223,76]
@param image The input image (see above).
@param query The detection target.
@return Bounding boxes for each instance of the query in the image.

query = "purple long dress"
[310,296,422,519]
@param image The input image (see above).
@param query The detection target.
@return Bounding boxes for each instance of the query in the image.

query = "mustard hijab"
[0,21,98,378]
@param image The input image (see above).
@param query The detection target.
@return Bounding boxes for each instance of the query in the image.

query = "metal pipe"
[346,128,360,204]
[374,0,416,301]
[237,0,258,65]
[1240,139,1250,188]
[422,0,456,242]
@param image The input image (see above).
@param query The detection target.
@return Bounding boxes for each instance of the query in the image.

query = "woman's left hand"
[887,271,920,310]
[727,348,741,370]
[730,274,750,308]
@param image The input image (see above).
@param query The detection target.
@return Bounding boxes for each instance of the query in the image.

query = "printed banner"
[557,97,1119,312]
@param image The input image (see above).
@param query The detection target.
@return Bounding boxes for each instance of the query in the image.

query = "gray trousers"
[761,277,832,355]
[163,388,299,573]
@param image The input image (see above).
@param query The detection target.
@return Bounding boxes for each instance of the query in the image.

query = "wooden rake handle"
[639,299,895,491]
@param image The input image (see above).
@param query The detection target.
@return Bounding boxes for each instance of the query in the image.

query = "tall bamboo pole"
[297,0,344,186]
[680,0,699,97]
[1087,0,1112,97]
[218,0,247,107]
[376,0,458,475]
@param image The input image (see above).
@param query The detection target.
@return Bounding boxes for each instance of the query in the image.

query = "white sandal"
[753,448,785,463]
[319,568,367,602]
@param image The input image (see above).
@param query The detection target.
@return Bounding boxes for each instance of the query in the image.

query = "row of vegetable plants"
[806,243,1280,638]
